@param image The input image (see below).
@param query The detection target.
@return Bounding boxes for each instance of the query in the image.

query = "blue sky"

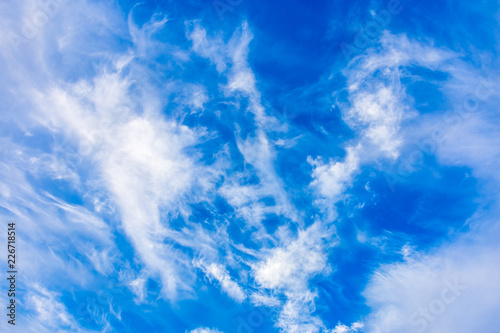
[0,0,499,332]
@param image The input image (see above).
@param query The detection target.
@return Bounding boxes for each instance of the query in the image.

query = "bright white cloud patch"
[330,322,364,333]
[188,328,223,333]
[196,261,246,302]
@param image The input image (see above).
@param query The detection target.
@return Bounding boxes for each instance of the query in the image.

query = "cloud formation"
[0,0,498,332]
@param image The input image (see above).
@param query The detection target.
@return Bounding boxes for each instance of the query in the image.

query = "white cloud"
[128,276,148,304]
[253,222,336,332]
[308,145,360,219]
[0,0,227,303]
[330,321,364,333]
[344,85,406,159]
[356,34,500,333]
[23,284,95,333]
[33,70,211,300]
[188,21,299,230]
[0,141,115,288]
[363,220,500,333]
[254,223,332,290]
[128,7,169,59]
[188,328,223,333]
[309,33,454,219]
[2,1,497,332]
[249,292,281,307]
[188,23,227,73]
[195,261,246,302]
[419,71,500,184]
[276,290,323,333]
